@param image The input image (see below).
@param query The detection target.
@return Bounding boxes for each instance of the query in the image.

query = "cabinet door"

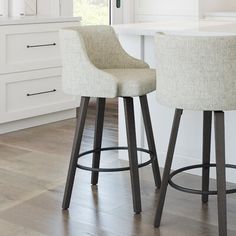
[0,68,80,123]
[0,21,79,74]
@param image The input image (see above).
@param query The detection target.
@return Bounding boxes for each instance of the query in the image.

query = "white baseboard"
[0,109,76,134]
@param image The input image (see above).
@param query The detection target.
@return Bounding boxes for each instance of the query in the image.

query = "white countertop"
[0,16,81,26]
[205,11,236,18]
[114,19,236,36]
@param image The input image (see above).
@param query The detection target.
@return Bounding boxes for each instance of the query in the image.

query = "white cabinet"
[0,17,81,133]
[135,0,200,17]
[134,0,236,22]
[0,21,77,73]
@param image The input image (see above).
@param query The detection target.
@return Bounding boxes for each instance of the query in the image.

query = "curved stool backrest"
[155,33,236,111]
[59,25,148,97]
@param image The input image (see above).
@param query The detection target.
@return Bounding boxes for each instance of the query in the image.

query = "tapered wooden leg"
[124,97,142,214]
[202,111,212,203]
[139,95,161,189]
[154,109,183,227]
[62,97,90,210]
[91,98,106,185]
[214,111,227,236]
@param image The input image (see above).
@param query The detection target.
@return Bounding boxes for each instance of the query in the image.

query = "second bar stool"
[59,25,161,214]
[154,33,236,236]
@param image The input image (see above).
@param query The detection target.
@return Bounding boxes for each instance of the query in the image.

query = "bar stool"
[154,33,236,235]
[59,25,161,214]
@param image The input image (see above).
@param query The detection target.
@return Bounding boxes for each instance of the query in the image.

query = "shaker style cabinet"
[134,0,236,21]
[0,17,81,133]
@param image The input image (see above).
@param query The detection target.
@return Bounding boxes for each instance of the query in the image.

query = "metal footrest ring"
[168,163,236,195]
[77,146,154,172]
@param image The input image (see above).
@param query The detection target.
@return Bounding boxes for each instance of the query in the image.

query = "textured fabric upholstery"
[60,25,155,98]
[104,69,156,97]
[155,33,236,111]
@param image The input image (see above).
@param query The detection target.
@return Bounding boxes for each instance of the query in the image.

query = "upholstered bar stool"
[59,25,161,214]
[154,33,236,235]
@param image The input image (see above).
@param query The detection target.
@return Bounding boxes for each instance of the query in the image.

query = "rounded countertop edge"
[113,20,236,37]
[0,16,82,26]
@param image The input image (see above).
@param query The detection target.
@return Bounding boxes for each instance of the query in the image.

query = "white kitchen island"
[0,17,81,134]
[114,19,236,182]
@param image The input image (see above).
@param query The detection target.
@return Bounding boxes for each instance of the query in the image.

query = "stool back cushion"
[74,25,148,69]
[60,25,148,97]
[155,33,236,111]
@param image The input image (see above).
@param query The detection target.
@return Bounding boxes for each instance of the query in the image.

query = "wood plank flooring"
[0,99,236,235]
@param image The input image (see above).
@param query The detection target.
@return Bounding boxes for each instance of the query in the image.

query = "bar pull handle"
[27,43,56,48]
[27,89,57,97]
[116,0,121,8]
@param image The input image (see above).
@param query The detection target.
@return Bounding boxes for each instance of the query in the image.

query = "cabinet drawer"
[6,76,71,112]
[6,31,60,65]
[0,21,80,74]
[0,68,80,123]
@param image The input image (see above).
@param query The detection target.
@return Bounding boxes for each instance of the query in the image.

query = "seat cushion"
[103,69,156,97]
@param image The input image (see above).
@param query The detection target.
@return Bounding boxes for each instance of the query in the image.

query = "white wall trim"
[0,109,76,134]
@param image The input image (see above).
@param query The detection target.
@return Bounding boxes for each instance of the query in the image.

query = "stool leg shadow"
[202,111,212,203]
[62,96,90,210]
[124,97,142,214]
[91,98,106,185]
[140,95,162,189]
[154,108,183,227]
[214,111,227,236]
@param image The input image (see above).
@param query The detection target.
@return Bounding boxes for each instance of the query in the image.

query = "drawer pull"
[27,43,56,48]
[27,89,57,97]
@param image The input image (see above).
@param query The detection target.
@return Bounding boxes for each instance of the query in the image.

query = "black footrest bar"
[77,146,154,172]
[168,163,236,195]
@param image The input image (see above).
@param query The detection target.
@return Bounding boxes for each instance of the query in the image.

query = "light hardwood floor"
[0,99,236,236]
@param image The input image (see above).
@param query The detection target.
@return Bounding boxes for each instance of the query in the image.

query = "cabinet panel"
[6,76,70,112]
[0,68,80,123]
[6,31,59,65]
[135,0,199,16]
[0,21,79,74]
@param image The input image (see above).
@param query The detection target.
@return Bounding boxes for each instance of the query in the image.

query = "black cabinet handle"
[116,0,121,8]
[27,43,56,48]
[27,89,57,97]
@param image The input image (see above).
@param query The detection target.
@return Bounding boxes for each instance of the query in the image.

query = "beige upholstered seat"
[59,25,155,98]
[104,68,156,97]
[60,25,161,215]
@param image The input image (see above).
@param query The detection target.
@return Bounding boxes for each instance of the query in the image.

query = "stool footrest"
[77,146,154,172]
[168,163,236,195]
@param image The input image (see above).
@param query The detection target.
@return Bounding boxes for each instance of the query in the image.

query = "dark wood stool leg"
[139,95,161,189]
[154,109,183,227]
[62,97,90,210]
[91,98,106,185]
[124,97,142,214]
[202,111,212,203]
[214,111,227,236]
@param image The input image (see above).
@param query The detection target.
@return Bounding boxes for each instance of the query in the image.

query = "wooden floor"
[1,99,236,236]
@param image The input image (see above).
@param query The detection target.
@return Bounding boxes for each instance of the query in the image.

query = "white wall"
[133,0,236,22]
[136,0,200,17]
[204,0,236,13]
[60,0,73,16]
[0,0,4,16]
[0,0,8,16]
[32,0,73,16]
